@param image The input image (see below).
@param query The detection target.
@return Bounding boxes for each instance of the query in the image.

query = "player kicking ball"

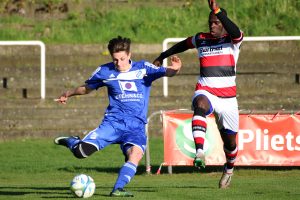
[153,0,243,189]
[54,36,181,197]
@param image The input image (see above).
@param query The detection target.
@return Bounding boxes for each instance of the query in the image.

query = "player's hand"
[208,0,220,11]
[165,55,181,77]
[54,91,69,104]
[170,55,182,71]
[153,57,163,67]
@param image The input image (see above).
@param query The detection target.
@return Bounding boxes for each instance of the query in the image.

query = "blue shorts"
[82,115,147,156]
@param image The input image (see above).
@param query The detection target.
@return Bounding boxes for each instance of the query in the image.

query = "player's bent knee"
[194,106,206,116]
[220,128,237,151]
[126,146,144,165]
[224,142,237,151]
[72,142,97,159]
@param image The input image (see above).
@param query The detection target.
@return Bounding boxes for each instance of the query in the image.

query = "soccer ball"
[70,174,96,198]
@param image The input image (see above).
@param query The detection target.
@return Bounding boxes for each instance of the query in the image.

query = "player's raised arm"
[54,84,93,104]
[208,0,242,40]
[153,39,190,67]
[208,0,219,11]
[165,56,182,77]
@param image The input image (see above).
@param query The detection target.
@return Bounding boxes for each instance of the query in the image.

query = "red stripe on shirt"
[200,54,235,67]
[195,83,236,97]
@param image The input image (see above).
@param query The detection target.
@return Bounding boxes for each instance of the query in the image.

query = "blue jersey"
[85,60,166,123]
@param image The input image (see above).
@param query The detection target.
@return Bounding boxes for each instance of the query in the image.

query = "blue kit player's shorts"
[81,115,147,156]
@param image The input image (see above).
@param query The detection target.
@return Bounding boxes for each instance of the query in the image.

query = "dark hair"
[107,36,131,55]
[209,7,227,16]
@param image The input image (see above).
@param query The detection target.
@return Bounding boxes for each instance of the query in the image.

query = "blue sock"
[66,137,80,149]
[112,162,137,192]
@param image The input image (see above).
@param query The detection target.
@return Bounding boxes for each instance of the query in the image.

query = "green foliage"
[0,0,299,43]
[0,0,10,13]
[236,0,300,36]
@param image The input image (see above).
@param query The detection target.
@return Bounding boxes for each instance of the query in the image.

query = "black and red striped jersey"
[186,32,243,98]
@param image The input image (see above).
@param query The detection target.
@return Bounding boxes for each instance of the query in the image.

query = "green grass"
[0,0,299,44]
[0,137,299,199]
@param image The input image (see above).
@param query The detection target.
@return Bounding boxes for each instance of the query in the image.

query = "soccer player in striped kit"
[153,0,243,189]
[54,36,182,197]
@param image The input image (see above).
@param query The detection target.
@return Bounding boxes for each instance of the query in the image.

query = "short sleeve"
[85,66,105,90]
[143,61,167,82]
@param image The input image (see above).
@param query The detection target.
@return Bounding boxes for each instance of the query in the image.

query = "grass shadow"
[0,186,113,198]
[140,165,300,174]
[56,164,300,176]
[0,186,70,198]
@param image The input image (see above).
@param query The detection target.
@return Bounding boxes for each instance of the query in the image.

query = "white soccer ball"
[70,174,96,198]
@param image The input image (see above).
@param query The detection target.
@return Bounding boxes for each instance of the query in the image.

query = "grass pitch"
[0,138,299,200]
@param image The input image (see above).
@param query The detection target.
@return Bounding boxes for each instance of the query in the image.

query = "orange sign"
[162,111,300,166]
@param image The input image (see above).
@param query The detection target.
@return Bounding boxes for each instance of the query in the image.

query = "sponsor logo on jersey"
[115,93,144,101]
[116,80,144,101]
[136,70,143,79]
[119,81,138,92]
[109,74,115,78]
[199,45,223,54]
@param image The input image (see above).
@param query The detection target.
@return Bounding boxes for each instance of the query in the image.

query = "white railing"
[162,36,300,97]
[0,41,46,99]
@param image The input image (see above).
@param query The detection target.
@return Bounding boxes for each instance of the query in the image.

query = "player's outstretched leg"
[54,136,98,159]
[219,164,233,189]
[54,136,80,149]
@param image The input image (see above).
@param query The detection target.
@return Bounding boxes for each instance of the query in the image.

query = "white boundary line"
[0,41,46,99]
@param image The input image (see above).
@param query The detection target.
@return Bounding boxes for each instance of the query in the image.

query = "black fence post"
[296,74,300,84]
[3,77,7,88]
[22,88,27,98]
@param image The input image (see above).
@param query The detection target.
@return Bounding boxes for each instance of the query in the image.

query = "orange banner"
[162,111,300,166]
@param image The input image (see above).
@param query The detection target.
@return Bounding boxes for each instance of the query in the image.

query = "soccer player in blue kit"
[54,36,181,197]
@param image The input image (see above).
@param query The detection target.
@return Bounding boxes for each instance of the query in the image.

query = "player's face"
[112,51,131,72]
[209,13,226,38]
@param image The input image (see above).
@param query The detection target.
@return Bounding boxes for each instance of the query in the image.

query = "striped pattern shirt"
[187,32,243,98]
